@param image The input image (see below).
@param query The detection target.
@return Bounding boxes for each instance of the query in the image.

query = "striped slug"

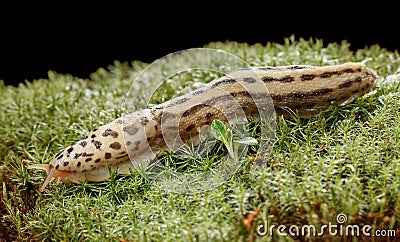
[28,62,378,192]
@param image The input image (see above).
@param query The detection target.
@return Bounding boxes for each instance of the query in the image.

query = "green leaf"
[235,137,258,146]
[211,119,227,142]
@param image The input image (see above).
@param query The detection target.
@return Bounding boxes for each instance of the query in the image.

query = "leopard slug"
[28,62,378,192]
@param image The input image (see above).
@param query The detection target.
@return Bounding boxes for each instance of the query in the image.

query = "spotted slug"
[28,62,378,192]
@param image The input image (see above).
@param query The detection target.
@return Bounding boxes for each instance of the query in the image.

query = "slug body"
[28,62,377,192]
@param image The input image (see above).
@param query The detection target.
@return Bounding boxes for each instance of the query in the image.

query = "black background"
[1,4,397,87]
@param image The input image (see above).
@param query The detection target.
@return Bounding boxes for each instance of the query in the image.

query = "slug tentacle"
[27,164,72,192]
[28,62,378,191]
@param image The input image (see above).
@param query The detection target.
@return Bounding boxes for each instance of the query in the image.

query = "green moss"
[1,36,400,241]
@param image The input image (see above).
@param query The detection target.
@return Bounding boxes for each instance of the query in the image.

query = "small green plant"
[211,119,258,160]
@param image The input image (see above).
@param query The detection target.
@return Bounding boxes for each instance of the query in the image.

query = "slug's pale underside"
[28,62,378,192]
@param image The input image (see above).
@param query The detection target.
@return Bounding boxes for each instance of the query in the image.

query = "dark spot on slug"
[206,112,214,118]
[319,71,340,78]
[102,128,119,138]
[140,117,149,126]
[270,88,333,101]
[339,77,363,89]
[185,124,195,132]
[126,141,132,146]
[116,154,129,159]
[79,141,87,147]
[243,77,256,83]
[82,152,94,157]
[105,152,112,159]
[287,65,308,70]
[160,111,180,120]
[319,72,332,78]
[167,97,189,107]
[109,142,122,150]
[343,68,355,73]
[212,78,236,88]
[262,76,274,82]
[135,141,140,146]
[94,158,101,163]
[230,90,247,97]
[91,134,96,138]
[77,162,81,167]
[55,164,59,169]
[258,66,276,71]
[301,74,316,81]
[193,89,205,95]
[123,124,139,136]
[289,92,307,99]
[92,140,102,149]
[310,88,333,96]
[262,76,294,83]
[182,104,208,117]
[339,80,354,88]
[279,76,295,82]
[74,153,82,159]
[85,158,92,162]
[56,151,64,160]
[67,147,74,154]
[270,94,284,101]
[92,128,98,132]
[63,162,69,166]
